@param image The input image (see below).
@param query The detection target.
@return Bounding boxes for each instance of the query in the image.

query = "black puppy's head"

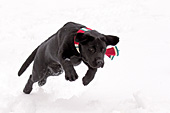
[75,30,119,68]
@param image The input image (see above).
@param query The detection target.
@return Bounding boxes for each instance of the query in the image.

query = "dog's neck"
[74,28,119,60]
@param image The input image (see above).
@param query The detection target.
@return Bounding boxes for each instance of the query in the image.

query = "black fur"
[18,22,119,94]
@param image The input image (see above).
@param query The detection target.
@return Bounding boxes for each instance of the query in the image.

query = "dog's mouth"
[92,60,104,68]
[90,63,104,69]
[84,59,104,69]
[82,56,104,68]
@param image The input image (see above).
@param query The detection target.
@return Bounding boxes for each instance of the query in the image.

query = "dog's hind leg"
[23,75,35,94]
[38,63,63,87]
[48,62,63,76]
[38,76,47,87]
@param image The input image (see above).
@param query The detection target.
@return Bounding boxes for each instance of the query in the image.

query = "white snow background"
[0,0,170,113]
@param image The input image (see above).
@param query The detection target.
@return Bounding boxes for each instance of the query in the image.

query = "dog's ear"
[102,35,119,46]
[75,33,94,44]
[75,33,84,42]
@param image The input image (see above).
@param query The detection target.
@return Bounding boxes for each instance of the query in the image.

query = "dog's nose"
[96,59,104,68]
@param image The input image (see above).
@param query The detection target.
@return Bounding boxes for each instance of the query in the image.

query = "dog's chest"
[69,55,82,66]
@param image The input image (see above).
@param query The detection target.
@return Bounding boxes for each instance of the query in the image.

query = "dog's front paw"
[82,68,97,86]
[82,77,91,86]
[65,69,78,81]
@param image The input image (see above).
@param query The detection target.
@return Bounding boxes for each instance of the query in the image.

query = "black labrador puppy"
[18,22,119,94]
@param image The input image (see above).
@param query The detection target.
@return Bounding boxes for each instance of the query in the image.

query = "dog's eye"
[102,48,106,53]
[88,48,95,53]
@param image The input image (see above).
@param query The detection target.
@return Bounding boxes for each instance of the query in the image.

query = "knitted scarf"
[74,28,119,60]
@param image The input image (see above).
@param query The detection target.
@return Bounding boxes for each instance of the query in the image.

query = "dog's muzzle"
[96,59,104,68]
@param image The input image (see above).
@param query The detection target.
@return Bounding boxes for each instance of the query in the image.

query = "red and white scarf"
[74,28,119,60]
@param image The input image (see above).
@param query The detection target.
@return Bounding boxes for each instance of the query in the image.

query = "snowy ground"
[0,0,170,113]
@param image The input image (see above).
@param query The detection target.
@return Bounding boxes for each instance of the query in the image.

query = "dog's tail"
[18,46,39,76]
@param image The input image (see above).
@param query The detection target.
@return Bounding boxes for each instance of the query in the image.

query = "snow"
[0,0,170,113]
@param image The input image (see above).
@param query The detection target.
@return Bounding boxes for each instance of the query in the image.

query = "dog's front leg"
[83,67,97,86]
[60,58,78,81]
